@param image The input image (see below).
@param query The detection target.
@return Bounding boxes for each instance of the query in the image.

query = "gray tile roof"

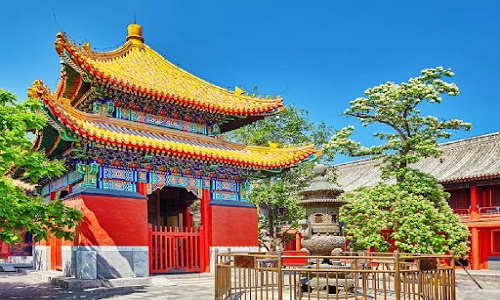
[334,132,500,192]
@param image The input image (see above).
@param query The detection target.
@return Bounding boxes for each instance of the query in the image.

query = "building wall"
[210,203,259,247]
[61,189,149,279]
[37,174,259,276]
[447,183,500,270]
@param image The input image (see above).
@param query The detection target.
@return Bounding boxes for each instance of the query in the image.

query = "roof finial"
[127,23,144,45]
[133,11,137,24]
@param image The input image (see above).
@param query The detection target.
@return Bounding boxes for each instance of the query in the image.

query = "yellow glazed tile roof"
[54,24,284,116]
[28,81,317,169]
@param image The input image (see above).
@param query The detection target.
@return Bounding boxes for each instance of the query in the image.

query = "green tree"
[324,67,471,256]
[0,90,83,244]
[226,106,332,251]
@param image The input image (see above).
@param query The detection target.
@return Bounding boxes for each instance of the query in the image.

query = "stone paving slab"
[1,270,215,299]
[23,269,153,289]
[0,269,500,299]
[456,278,500,300]
[456,268,500,282]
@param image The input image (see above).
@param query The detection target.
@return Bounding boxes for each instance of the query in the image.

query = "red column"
[470,186,479,221]
[136,182,147,196]
[201,188,212,272]
[199,225,205,273]
[183,202,192,228]
[148,224,153,275]
[471,227,480,270]
[48,191,59,270]
[295,232,302,251]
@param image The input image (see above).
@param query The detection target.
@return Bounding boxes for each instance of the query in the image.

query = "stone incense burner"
[298,164,346,256]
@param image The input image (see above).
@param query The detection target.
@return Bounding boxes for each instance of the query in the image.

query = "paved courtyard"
[1,271,500,299]
[0,272,214,299]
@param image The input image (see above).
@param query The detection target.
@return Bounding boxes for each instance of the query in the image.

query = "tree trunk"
[396,159,408,183]
[268,204,276,252]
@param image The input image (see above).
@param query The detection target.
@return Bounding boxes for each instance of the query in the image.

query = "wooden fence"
[215,251,456,300]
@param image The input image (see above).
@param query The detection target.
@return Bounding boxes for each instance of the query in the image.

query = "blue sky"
[1,1,498,163]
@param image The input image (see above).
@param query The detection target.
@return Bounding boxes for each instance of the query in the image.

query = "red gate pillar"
[201,188,212,272]
[148,224,153,275]
[199,225,205,273]
[471,227,480,270]
[137,182,148,196]
[48,191,62,270]
[470,186,479,221]
[295,232,302,251]
[470,185,481,270]
[183,202,193,228]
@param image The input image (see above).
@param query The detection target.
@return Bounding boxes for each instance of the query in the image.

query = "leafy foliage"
[324,67,471,256]
[325,67,471,181]
[226,106,333,250]
[0,90,83,244]
[341,170,469,256]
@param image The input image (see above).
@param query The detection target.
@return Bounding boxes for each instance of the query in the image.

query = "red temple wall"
[210,205,258,247]
[64,193,148,247]
[480,229,490,269]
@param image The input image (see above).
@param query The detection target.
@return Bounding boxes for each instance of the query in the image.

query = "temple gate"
[28,23,317,279]
[147,185,201,273]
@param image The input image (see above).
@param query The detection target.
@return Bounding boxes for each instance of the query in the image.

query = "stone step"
[0,265,17,272]
[22,270,152,289]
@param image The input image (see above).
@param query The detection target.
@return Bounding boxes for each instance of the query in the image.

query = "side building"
[27,24,318,279]
[334,132,500,270]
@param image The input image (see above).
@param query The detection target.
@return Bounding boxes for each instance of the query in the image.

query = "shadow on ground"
[0,279,149,299]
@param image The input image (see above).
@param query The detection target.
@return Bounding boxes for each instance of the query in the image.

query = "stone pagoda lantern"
[298,164,346,256]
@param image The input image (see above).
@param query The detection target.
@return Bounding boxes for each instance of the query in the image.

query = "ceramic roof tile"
[28,81,317,169]
[334,132,500,191]
[54,26,284,116]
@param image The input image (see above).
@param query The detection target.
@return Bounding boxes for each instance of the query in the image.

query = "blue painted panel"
[212,191,239,201]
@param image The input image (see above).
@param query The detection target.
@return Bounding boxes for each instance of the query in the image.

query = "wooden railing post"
[417,254,423,298]
[214,249,219,299]
[352,255,358,294]
[277,252,283,300]
[450,251,456,300]
[394,250,401,299]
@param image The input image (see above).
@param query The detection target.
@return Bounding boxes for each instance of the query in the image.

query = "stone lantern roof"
[298,164,345,206]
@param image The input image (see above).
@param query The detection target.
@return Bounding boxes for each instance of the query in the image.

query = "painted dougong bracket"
[77,163,99,189]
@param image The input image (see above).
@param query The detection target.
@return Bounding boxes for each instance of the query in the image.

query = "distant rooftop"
[334,132,500,192]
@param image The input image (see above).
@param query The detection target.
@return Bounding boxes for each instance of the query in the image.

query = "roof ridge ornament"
[234,86,245,96]
[127,23,144,45]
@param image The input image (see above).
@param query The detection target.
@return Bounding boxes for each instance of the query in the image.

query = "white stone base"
[33,245,50,271]
[62,246,148,279]
[62,246,74,276]
[4,256,33,264]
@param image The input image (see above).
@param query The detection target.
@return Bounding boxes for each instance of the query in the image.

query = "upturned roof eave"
[28,80,318,171]
[54,31,285,117]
